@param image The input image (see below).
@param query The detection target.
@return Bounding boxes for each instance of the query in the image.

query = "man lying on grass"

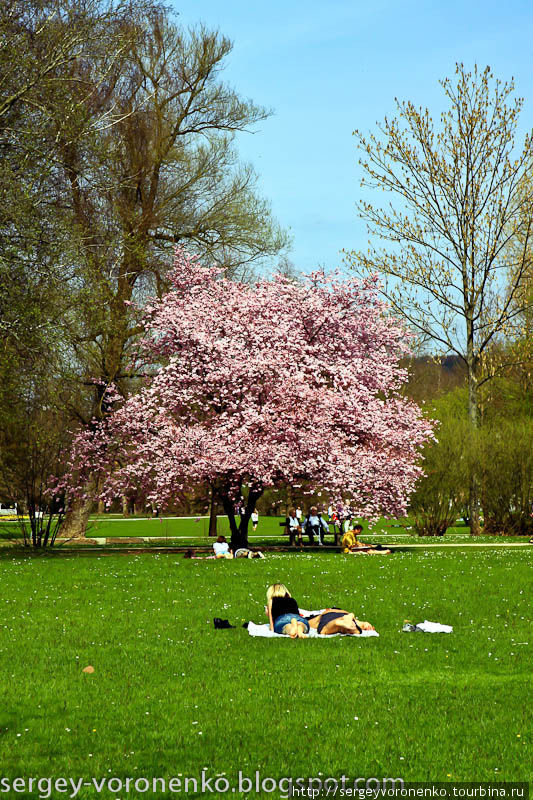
[266,583,375,639]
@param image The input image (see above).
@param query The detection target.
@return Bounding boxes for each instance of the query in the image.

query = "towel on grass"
[247,621,379,638]
[416,620,453,633]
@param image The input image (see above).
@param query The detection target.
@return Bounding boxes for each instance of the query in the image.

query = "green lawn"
[0,515,527,548]
[2,514,529,546]
[0,547,531,797]
[86,514,287,540]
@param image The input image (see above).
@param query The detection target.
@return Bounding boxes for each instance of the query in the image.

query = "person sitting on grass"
[307,609,376,635]
[213,535,233,559]
[266,583,309,638]
[342,523,391,555]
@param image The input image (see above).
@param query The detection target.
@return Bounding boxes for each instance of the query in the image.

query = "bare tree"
[0,1,127,119]
[54,13,288,535]
[0,1,168,541]
[0,1,149,352]
[1,3,289,538]
[56,14,288,398]
[347,64,533,534]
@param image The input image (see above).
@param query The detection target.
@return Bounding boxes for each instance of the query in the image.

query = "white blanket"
[247,621,379,638]
[415,620,453,633]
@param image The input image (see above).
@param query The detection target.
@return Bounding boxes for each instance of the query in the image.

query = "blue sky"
[171,0,533,273]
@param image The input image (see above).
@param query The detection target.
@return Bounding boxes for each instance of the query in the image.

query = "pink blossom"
[62,248,434,548]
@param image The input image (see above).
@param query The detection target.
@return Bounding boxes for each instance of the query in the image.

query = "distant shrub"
[409,401,471,536]
[480,418,533,536]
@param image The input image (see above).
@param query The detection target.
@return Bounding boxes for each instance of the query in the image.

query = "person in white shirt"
[251,509,259,531]
[286,507,303,546]
[213,536,233,559]
[303,506,329,545]
[342,515,353,534]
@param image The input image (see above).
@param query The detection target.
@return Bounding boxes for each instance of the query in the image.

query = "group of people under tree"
[189,500,393,557]
[286,506,391,554]
[286,506,328,546]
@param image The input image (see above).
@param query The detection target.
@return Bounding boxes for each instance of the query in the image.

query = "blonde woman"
[266,583,309,639]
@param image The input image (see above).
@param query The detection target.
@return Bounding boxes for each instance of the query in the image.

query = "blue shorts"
[273,613,310,634]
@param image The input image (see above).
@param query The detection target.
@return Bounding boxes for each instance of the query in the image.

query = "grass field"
[0,546,531,797]
[1,514,529,546]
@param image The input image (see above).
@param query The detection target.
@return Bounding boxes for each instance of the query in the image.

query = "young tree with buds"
[347,64,533,534]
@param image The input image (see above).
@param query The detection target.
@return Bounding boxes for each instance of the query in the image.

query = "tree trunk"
[208,488,218,537]
[220,487,263,552]
[235,488,263,552]
[61,496,93,538]
[220,493,240,549]
[466,333,481,536]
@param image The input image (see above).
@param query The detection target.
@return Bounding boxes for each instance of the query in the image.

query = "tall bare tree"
[0,1,163,541]
[347,64,533,534]
[55,13,288,535]
[56,15,287,401]
[1,3,288,537]
[0,0,150,357]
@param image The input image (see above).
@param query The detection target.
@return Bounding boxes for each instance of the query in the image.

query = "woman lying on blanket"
[266,583,309,639]
[307,609,375,635]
